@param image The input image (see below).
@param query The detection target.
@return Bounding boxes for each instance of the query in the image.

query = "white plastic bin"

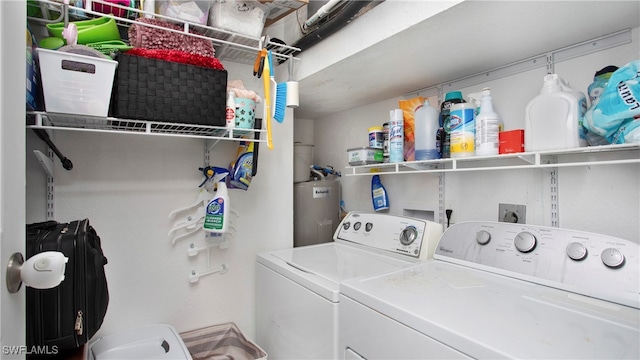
[89,324,192,360]
[36,48,117,117]
[180,322,267,360]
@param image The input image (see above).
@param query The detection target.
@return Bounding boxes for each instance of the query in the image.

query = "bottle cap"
[445,91,463,101]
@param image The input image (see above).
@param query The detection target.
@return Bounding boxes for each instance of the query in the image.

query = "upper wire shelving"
[28,0,301,65]
[27,0,290,142]
[345,144,640,176]
[27,111,265,143]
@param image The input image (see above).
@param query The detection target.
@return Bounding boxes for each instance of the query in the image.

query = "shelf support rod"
[439,173,445,228]
[550,168,559,228]
[46,148,55,221]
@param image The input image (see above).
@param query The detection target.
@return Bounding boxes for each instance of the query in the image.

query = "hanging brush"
[270,51,287,123]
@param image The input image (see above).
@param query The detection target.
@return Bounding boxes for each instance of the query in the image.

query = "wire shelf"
[28,0,301,65]
[27,112,265,142]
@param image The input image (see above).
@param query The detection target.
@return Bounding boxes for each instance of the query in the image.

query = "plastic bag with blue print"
[583,60,640,144]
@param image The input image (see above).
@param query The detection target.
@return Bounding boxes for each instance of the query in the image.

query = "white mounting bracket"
[189,264,228,283]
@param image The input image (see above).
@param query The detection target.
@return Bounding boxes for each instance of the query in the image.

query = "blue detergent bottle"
[371,175,389,212]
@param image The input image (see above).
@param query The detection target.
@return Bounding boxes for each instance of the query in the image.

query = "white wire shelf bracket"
[28,0,301,65]
[27,112,266,142]
[345,144,640,176]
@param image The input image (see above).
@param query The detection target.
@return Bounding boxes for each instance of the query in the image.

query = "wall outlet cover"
[499,203,526,224]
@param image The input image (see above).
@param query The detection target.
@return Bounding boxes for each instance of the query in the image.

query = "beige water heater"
[293,179,341,247]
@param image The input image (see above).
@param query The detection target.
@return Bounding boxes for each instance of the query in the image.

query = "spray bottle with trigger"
[203,168,232,233]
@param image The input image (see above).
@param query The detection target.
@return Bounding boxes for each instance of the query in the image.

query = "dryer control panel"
[434,221,639,309]
[334,212,443,260]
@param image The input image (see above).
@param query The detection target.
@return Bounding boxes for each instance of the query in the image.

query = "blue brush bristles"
[274,82,287,123]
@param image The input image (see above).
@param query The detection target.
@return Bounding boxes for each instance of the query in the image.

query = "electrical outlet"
[499,204,526,224]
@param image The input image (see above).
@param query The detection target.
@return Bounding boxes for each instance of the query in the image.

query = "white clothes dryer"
[339,221,640,359]
[256,211,443,359]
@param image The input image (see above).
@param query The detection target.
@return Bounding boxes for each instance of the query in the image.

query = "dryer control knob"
[601,248,625,268]
[476,230,491,245]
[400,226,418,246]
[566,242,588,261]
[514,231,537,253]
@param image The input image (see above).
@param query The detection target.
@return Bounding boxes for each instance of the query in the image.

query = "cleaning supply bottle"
[449,102,476,158]
[525,74,587,152]
[468,91,504,132]
[226,90,236,128]
[438,91,465,158]
[203,169,231,233]
[388,109,404,163]
[414,99,440,160]
[474,88,500,156]
[371,175,389,212]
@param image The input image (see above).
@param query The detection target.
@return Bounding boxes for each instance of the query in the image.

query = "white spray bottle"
[203,168,231,233]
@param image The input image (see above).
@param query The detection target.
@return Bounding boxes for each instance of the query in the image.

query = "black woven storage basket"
[111,53,227,126]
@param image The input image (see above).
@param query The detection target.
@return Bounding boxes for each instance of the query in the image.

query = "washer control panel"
[435,221,640,308]
[334,212,443,260]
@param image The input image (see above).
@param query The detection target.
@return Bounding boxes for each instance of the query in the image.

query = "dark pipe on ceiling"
[292,0,384,53]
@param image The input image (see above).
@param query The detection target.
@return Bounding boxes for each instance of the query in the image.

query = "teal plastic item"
[46,17,120,45]
[371,175,389,212]
[444,91,463,102]
[583,60,640,144]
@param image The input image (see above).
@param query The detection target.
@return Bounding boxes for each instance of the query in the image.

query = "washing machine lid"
[341,260,640,359]
[256,242,414,302]
[89,324,192,360]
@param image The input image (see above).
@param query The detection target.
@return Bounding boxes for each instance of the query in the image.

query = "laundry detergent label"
[204,198,225,230]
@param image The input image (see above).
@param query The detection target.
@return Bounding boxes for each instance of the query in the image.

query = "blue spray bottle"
[371,175,389,212]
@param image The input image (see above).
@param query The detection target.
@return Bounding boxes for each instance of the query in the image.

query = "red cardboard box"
[499,130,525,154]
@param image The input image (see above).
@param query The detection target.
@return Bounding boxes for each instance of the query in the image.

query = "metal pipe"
[293,0,381,53]
[302,0,343,31]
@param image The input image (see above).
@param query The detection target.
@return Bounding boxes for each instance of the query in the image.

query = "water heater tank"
[294,179,340,247]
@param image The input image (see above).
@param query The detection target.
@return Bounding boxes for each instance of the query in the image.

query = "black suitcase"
[26,219,109,354]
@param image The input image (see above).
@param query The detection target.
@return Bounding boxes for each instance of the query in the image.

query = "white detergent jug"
[525,74,587,152]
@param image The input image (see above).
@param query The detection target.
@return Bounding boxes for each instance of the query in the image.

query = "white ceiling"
[292,1,640,120]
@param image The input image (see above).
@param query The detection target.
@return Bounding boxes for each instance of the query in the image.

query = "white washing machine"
[256,211,443,359]
[340,221,640,359]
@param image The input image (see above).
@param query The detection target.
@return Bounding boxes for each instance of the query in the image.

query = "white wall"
[312,27,640,243]
[26,61,294,340]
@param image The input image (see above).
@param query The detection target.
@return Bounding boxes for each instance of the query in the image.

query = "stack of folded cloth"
[128,17,217,60]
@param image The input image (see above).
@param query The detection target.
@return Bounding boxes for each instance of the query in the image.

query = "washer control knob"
[400,226,418,246]
[514,231,537,253]
[365,223,373,232]
[601,248,625,268]
[476,230,491,245]
[353,222,362,231]
[566,242,588,261]
[342,222,351,230]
